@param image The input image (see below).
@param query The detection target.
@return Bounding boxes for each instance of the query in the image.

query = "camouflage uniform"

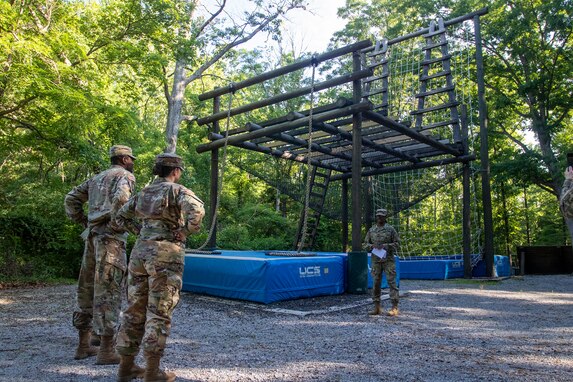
[363,215,400,306]
[115,155,204,358]
[64,146,136,337]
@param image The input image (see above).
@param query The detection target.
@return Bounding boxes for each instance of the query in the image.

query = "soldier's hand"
[566,167,573,180]
[173,229,186,242]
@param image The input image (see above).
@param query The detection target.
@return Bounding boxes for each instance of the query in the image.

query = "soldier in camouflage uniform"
[64,145,137,365]
[115,153,205,382]
[363,208,400,316]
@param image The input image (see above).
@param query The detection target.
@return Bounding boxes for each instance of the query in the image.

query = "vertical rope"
[198,84,234,250]
[297,58,318,253]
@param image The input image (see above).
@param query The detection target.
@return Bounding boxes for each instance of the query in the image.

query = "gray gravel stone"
[0,275,572,381]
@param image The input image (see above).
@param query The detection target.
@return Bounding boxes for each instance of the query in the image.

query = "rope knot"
[310,54,319,67]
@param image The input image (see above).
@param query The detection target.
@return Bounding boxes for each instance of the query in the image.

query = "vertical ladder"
[362,39,390,115]
[412,19,461,142]
[293,166,332,250]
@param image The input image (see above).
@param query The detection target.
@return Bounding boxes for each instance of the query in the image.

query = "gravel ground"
[1,275,572,382]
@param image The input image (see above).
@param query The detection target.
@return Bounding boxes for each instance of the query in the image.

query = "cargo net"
[366,18,477,132]
[371,162,482,265]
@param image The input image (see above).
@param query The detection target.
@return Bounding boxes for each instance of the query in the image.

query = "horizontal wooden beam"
[197,69,373,126]
[196,102,372,153]
[363,110,463,156]
[198,40,372,101]
[208,133,347,172]
[361,8,488,52]
[313,121,420,163]
[331,154,476,181]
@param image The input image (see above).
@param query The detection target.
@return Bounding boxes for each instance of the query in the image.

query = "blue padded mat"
[183,250,345,304]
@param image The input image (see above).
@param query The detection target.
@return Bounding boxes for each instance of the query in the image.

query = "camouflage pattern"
[109,145,136,159]
[560,178,573,218]
[363,223,400,305]
[116,177,204,357]
[65,165,136,335]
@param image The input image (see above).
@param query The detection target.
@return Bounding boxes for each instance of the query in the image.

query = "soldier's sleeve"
[387,227,400,253]
[64,179,90,227]
[180,189,205,236]
[362,228,373,251]
[561,179,573,200]
[110,173,136,232]
[114,194,140,235]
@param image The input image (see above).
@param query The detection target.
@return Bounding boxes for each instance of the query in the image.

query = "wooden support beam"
[196,102,372,153]
[313,121,419,163]
[363,110,463,156]
[246,122,383,169]
[197,69,373,126]
[208,132,347,172]
[199,40,372,101]
[331,154,476,181]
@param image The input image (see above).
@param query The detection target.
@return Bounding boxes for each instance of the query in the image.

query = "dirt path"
[1,275,572,381]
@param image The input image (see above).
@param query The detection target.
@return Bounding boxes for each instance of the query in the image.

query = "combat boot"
[95,335,120,365]
[368,302,381,315]
[117,355,145,382]
[387,303,399,317]
[74,329,98,359]
[144,352,176,382]
[90,333,101,347]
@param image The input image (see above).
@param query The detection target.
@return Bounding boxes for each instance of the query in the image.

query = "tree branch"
[194,0,227,40]
[183,2,304,86]
[162,65,171,102]
[0,96,39,117]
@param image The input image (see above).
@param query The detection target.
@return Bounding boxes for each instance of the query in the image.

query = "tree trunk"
[532,116,560,197]
[165,60,187,154]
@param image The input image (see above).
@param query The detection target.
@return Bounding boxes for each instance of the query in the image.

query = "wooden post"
[351,51,363,252]
[461,106,472,278]
[342,178,349,253]
[475,15,495,277]
[207,96,220,250]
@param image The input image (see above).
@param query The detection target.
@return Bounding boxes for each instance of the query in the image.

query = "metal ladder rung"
[420,70,451,81]
[410,101,460,115]
[415,85,455,98]
[421,54,452,66]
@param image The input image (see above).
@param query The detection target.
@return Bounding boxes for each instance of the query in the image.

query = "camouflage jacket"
[363,223,400,257]
[64,165,136,239]
[116,177,205,243]
[560,178,573,218]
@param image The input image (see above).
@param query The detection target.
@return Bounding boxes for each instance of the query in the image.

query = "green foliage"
[217,201,294,250]
[0,212,83,279]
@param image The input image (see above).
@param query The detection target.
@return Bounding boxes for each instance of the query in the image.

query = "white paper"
[371,247,387,259]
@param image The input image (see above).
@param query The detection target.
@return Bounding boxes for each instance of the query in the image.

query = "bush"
[0,213,83,281]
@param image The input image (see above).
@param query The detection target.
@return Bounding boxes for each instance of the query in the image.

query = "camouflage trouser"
[73,233,127,336]
[371,255,399,305]
[116,253,183,357]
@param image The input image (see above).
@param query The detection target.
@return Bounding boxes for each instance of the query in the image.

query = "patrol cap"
[155,153,184,169]
[109,145,136,160]
[375,208,388,217]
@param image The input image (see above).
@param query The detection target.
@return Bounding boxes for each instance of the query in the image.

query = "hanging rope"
[296,56,318,253]
[198,83,235,250]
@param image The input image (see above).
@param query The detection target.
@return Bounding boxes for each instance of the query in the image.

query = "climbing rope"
[296,56,318,253]
[198,83,234,250]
